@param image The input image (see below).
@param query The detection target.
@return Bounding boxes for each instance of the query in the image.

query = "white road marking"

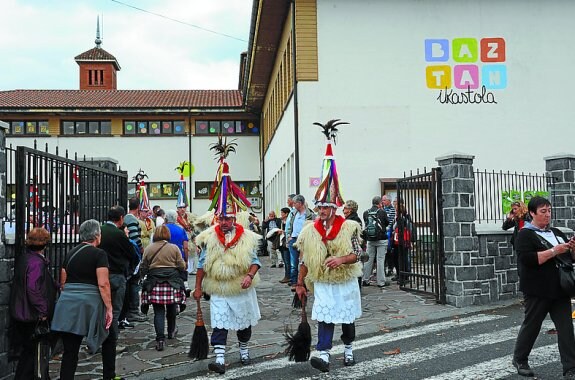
[422,344,559,380]
[296,321,555,380]
[188,313,505,379]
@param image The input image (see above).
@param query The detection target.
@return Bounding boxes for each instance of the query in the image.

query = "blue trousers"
[211,326,252,346]
[288,239,300,285]
[316,321,356,351]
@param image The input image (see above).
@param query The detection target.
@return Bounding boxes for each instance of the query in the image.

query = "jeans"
[288,238,300,285]
[120,274,141,319]
[362,240,388,285]
[280,246,290,278]
[153,303,177,341]
[106,273,126,379]
[316,322,356,351]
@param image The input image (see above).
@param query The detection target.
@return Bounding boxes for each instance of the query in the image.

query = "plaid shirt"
[141,282,186,305]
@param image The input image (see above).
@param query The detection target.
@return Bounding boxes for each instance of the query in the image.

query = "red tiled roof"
[0,90,244,109]
[75,47,121,70]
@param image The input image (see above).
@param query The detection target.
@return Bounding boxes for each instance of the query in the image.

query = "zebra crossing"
[187,308,568,379]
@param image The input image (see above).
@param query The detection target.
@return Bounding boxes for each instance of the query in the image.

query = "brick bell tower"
[74,16,121,90]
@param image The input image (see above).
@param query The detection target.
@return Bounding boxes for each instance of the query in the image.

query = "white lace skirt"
[209,287,261,330]
[311,279,362,324]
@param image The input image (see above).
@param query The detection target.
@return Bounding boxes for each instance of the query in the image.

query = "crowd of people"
[8,119,575,378]
[8,198,201,380]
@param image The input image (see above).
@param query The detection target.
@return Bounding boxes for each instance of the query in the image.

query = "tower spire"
[95,15,102,48]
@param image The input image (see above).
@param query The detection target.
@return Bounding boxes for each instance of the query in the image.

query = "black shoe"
[140,304,149,315]
[310,357,330,373]
[362,281,371,287]
[565,368,575,379]
[270,264,276,268]
[203,292,211,301]
[512,359,534,377]
[344,355,356,366]
[240,353,251,365]
[155,340,165,351]
[185,288,191,297]
[168,326,178,339]
[118,320,134,329]
[179,303,187,313]
[208,362,226,374]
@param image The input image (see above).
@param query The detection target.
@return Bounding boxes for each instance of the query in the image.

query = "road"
[180,304,567,380]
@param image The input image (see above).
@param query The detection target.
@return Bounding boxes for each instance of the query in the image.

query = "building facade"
[1,36,262,214]
[248,0,575,213]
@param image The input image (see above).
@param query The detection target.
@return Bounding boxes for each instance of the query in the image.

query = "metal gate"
[396,168,445,303]
[6,143,128,282]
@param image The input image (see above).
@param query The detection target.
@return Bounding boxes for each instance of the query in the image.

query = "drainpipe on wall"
[187,109,193,212]
[291,0,300,194]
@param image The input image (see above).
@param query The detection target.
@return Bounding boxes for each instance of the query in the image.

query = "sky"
[0,0,253,90]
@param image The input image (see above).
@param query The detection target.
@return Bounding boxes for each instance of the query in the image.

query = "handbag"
[555,254,575,296]
[534,231,575,296]
[393,227,412,247]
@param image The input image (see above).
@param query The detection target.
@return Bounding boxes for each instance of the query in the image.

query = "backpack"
[365,210,383,239]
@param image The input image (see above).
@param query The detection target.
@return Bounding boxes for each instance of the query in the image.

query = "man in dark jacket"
[362,196,389,287]
[99,205,137,379]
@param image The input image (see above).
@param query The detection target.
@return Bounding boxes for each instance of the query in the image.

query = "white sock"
[344,344,353,358]
[214,345,225,365]
[319,350,330,363]
[239,341,249,358]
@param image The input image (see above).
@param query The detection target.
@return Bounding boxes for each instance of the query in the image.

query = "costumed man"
[295,119,363,373]
[137,177,155,250]
[193,136,261,375]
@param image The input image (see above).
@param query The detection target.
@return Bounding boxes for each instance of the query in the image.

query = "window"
[7,121,50,136]
[61,120,111,135]
[194,120,259,136]
[194,180,260,199]
[123,120,187,135]
[128,181,187,200]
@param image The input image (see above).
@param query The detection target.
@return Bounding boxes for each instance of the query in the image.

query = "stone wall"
[437,153,575,307]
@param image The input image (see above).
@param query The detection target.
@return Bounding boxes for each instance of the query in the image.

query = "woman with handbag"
[512,196,575,379]
[9,227,58,379]
[51,220,114,380]
[140,224,186,351]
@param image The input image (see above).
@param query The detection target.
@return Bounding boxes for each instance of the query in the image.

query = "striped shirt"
[383,205,396,232]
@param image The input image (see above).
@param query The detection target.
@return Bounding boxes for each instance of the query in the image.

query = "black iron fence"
[6,141,128,281]
[396,167,445,304]
[474,169,554,224]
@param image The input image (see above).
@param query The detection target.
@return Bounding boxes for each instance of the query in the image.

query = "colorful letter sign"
[425,37,506,104]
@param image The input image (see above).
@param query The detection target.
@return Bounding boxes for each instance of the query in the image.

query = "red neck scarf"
[314,215,345,244]
[215,223,245,250]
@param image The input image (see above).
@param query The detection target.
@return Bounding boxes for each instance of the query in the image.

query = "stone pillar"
[436,153,487,307]
[0,121,13,378]
[544,154,575,229]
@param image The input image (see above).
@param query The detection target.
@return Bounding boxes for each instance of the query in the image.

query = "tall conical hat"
[313,119,349,208]
[208,135,252,217]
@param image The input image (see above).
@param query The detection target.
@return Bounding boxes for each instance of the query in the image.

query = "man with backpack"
[362,196,389,287]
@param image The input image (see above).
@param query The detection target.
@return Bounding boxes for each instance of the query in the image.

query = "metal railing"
[6,141,128,281]
[474,169,554,224]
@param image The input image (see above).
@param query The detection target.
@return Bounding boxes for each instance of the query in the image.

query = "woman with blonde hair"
[502,201,531,248]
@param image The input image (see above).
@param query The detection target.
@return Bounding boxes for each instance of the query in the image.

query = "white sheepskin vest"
[296,220,362,286]
[196,225,261,296]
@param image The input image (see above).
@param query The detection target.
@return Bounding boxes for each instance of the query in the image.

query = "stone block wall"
[437,153,575,307]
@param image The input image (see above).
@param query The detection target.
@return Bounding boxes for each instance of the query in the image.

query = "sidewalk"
[49,258,517,379]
